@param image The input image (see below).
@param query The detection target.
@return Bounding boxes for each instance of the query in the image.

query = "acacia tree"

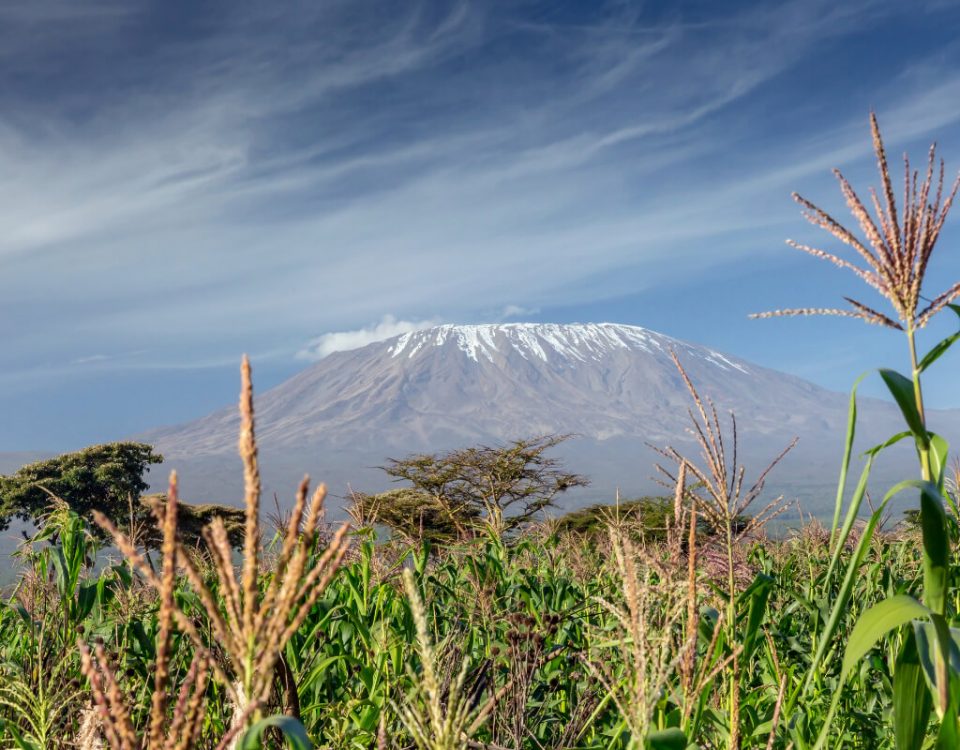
[348,487,480,545]
[379,434,588,538]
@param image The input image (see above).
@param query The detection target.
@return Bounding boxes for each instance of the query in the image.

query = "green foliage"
[552,496,745,542]
[755,114,960,749]
[140,493,246,550]
[0,444,244,552]
[551,496,675,539]
[0,483,953,749]
[360,487,480,545]
[238,715,312,750]
[0,442,162,532]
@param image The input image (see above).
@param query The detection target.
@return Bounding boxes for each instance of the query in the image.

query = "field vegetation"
[0,114,959,749]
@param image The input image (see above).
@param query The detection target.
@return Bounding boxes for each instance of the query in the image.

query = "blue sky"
[2,0,960,450]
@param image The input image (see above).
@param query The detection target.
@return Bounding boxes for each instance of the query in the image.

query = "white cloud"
[500,305,539,319]
[296,315,439,360]
[65,349,152,369]
[71,354,111,365]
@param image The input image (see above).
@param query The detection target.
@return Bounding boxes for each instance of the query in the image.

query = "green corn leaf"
[0,721,40,750]
[842,594,930,683]
[812,688,844,750]
[646,727,689,750]
[919,331,960,373]
[414,540,430,576]
[879,369,929,448]
[825,455,874,586]
[866,477,951,618]
[888,479,953,617]
[918,482,950,616]
[934,667,960,750]
[864,431,913,457]
[918,303,960,373]
[698,607,720,645]
[76,582,98,621]
[912,620,960,695]
[929,432,950,492]
[936,712,960,750]
[893,627,933,750]
[830,373,868,547]
[740,573,773,661]
[810,489,895,679]
[238,715,312,750]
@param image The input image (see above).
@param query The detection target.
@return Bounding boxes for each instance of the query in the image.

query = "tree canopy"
[363,434,588,542]
[354,487,480,545]
[550,496,677,539]
[0,443,163,532]
[0,443,246,550]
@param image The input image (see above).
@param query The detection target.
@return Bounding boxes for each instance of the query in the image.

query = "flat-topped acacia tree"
[372,434,589,539]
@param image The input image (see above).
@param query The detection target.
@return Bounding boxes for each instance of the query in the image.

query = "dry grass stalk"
[76,704,106,750]
[345,485,381,528]
[679,501,699,723]
[78,476,211,750]
[88,356,352,743]
[667,462,688,562]
[394,568,476,750]
[654,351,795,541]
[585,526,687,748]
[489,611,548,747]
[947,459,960,514]
[765,675,789,750]
[752,112,960,330]
[376,713,388,750]
[653,352,793,749]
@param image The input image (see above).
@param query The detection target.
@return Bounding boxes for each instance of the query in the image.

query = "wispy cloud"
[296,315,440,360]
[71,354,112,365]
[0,0,958,396]
[69,350,151,367]
[500,305,540,320]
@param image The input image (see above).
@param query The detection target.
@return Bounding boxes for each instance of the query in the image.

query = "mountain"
[142,323,957,519]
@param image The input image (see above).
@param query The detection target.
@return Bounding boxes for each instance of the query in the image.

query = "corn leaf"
[878,369,929,448]
[894,627,933,750]
[238,715,312,750]
[646,727,689,750]
[830,373,868,547]
[918,304,960,373]
[842,594,930,683]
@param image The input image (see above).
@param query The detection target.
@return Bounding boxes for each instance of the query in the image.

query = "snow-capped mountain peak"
[142,320,946,516]
[388,322,749,373]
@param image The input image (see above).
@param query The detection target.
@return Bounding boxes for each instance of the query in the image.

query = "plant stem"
[907,327,932,482]
[725,520,739,750]
[907,326,950,713]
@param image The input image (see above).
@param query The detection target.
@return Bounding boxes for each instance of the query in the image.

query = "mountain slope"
[142,323,954,516]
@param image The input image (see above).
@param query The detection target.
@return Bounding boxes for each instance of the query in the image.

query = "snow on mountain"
[388,323,749,373]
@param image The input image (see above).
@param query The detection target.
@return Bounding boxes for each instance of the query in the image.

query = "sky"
[2,0,960,451]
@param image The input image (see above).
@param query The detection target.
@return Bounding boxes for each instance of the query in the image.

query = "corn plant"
[755,112,960,748]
